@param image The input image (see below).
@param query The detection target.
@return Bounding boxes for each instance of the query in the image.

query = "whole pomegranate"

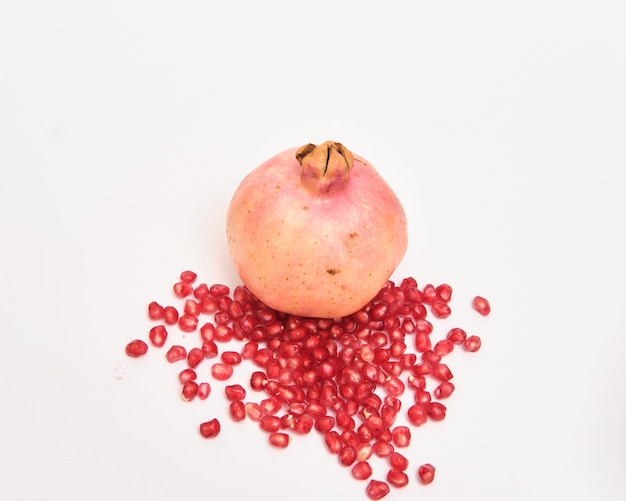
[226,141,408,318]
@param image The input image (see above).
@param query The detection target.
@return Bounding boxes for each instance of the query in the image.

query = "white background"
[1,1,625,500]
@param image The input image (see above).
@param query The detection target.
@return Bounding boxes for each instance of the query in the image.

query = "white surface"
[1,1,625,500]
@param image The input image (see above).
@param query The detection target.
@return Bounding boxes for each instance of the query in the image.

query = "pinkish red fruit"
[148,325,168,347]
[351,461,373,480]
[386,468,409,488]
[417,463,436,484]
[226,141,408,318]
[472,295,491,315]
[464,335,482,352]
[211,363,233,381]
[165,345,186,363]
[268,432,290,448]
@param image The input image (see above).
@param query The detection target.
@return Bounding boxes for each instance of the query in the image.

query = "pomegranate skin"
[226,143,408,318]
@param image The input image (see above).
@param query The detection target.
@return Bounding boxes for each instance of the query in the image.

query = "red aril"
[162,306,179,325]
[229,401,246,422]
[197,382,211,400]
[351,461,373,480]
[148,325,168,348]
[387,468,409,488]
[268,432,290,448]
[211,363,233,381]
[365,479,390,500]
[389,452,409,471]
[224,384,246,401]
[199,418,220,438]
[165,345,186,363]
[417,463,436,484]
[148,301,164,320]
[464,335,482,352]
[125,339,148,358]
[472,295,491,315]
[391,426,411,448]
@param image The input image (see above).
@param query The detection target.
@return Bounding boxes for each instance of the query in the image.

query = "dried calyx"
[296,141,354,193]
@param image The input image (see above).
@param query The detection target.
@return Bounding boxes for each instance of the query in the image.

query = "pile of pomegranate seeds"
[125,271,490,500]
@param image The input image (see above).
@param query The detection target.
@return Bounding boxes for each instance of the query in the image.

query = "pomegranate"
[226,141,408,318]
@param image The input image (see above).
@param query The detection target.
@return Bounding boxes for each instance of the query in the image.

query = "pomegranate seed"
[464,335,482,352]
[472,295,491,315]
[414,332,431,353]
[434,338,454,357]
[356,443,373,462]
[165,345,186,363]
[148,325,168,348]
[339,445,358,466]
[193,283,210,299]
[178,368,197,383]
[373,441,394,458]
[430,301,451,318]
[241,341,258,359]
[147,301,164,320]
[229,400,246,421]
[417,463,436,484]
[261,397,282,415]
[426,402,447,421]
[221,351,242,365]
[447,327,467,344]
[422,284,437,303]
[163,306,179,325]
[293,414,313,434]
[224,384,246,401]
[389,452,409,470]
[365,480,390,500]
[201,340,218,358]
[434,381,455,399]
[200,296,218,314]
[250,371,268,391]
[187,347,204,368]
[435,283,452,302]
[173,281,193,298]
[125,339,148,357]
[387,468,409,488]
[431,363,453,381]
[209,284,230,297]
[352,461,373,480]
[213,324,233,342]
[182,381,198,401]
[324,431,342,454]
[383,376,405,397]
[391,426,411,448]
[260,415,282,433]
[245,402,263,421]
[197,382,211,400]
[211,363,233,381]
[407,404,428,427]
[268,432,290,448]
[199,418,220,438]
[180,270,197,283]
[315,415,335,433]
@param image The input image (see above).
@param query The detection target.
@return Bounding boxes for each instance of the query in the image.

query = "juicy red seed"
[260,415,282,432]
[412,362,431,376]
[414,389,432,405]
[224,384,246,401]
[221,351,242,365]
[211,363,233,381]
[293,414,314,434]
[181,381,198,401]
[180,270,197,283]
[389,451,409,470]
[417,463,436,484]
[339,446,358,466]
[148,301,164,320]
[407,374,426,391]
[447,327,467,344]
[472,295,491,315]
[187,347,204,368]
[383,376,405,397]
[435,283,453,302]
[315,415,335,433]
[434,381,455,399]
[165,345,187,363]
[183,299,201,316]
[199,323,215,342]
[252,349,275,368]
[250,371,268,390]
[391,426,411,448]
[209,284,230,297]
[387,468,409,488]
[173,281,194,298]
[268,432,290,448]
[202,340,218,358]
[464,335,482,352]
[197,382,211,400]
[352,461,373,480]
[178,368,197,383]
[193,283,210,299]
[148,325,168,348]
[415,318,433,335]
[415,332,431,353]
[426,402,447,421]
[433,339,454,357]
[261,397,282,415]
[199,418,220,438]
[213,324,233,342]
[241,341,258,359]
[430,301,451,318]
[430,363,453,381]
[357,443,373,462]
[245,402,263,421]
[373,441,394,458]
[407,404,428,427]
[324,431,342,454]
[163,306,179,325]
[422,284,438,303]
[125,339,148,358]
[229,400,246,421]
[366,480,390,500]
[200,296,218,314]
